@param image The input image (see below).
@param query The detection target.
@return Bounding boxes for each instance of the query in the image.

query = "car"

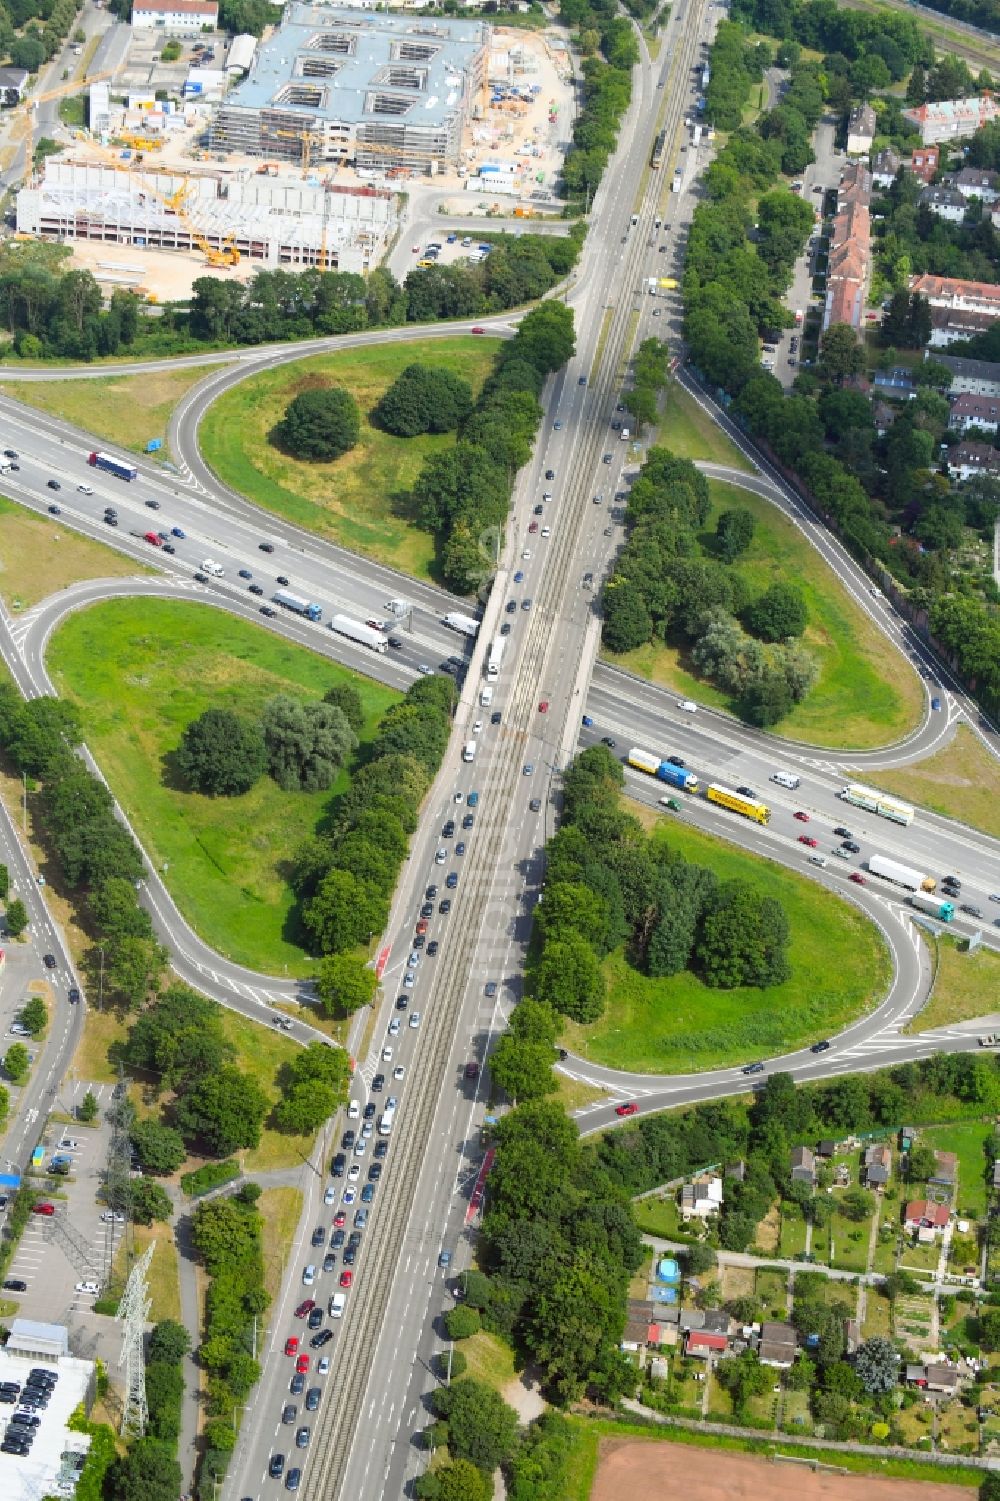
[601,736,617,748]
[943,876,961,889]
[333,1209,347,1229]
[32,1203,55,1216]
[47,479,61,491]
[961,904,984,919]
[282,1404,297,1425]
[528,521,538,534]
[420,903,434,921]
[348,1163,361,1181]
[841,841,860,854]
[276,574,290,586]
[736,786,757,799]
[991,894,1000,905]
[442,819,455,838]
[417,663,433,675]
[363,1102,376,1122]
[318,1356,331,1376]
[465,1061,480,1080]
[361,1182,376,1203]
[435,847,447,865]
[603,452,613,463]
[513,570,524,584]
[322,1252,336,1274]
[144,498,160,510]
[545,469,555,480]
[2,1280,25,1293]
[471,325,486,334]
[260,606,277,617]
[793,811,810,822]
[931,696,942,711]
[439,899,451,915]
[270,1454,286,1478]
[455,841,466,856]
[832,846,850,859]
[311,1226,325,1247]
[43,953,57,969]
[523,763,533,776]
[331,1153,346,1177]
[666,755,685,768]
[305,1387,321,1413]
[615,1101,639,1118]
[538,700,548,713]
[339,1269,353,1289]
[409,1011,421,1029]
[529,797,542,812]
[521,549,531,560]
[307,1307,323,1330]
[810,1040,831,1054]
[506,599,517,614]
[427,941,439,956]
[407,950,420,967]
[445,872,458,889]
[393,1064,405,1081]
[500,622,511,637]
[296,1354,310,1373]
[286,1468,302,1492]
[48,503,61,515]
[285,1337,299,1356]
[849,872,866,885]
[553,420,562,430]
[484,980,498,998]
[331,1229,345,1249]
[342,1130,355,1150]
[798,835,818,848]
[742,1061,765,1075]
[661,797,682,812]
[342,1187,356,1206]
[295,1296,314,1318]
[403,971,415,987]
[833,826,852,839]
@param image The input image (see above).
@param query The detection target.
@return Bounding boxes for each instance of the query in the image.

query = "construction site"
[7,10,575,300]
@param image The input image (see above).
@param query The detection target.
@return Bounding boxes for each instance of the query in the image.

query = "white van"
[676,700,697,714]
[200,559,224,577]
[480,686,493,708]
[620,427,630,441]
[462,740,477,763]
[328,1293,346,1318]
[771,771,801,790]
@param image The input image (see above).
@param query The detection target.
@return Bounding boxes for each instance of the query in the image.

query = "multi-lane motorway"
[0,0,997,1495]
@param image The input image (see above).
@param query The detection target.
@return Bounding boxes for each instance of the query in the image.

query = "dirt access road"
[591,1439,975,1501]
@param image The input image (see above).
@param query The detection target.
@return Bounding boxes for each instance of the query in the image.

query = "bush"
[444,1306,481,1340]
[180,1159,240,1197]
[374,362,473,436]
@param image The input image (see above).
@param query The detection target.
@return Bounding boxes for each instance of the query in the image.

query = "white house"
[919,184,966,223]
[847,103,876,155]
[680,1175,723,1219]
[946,442,1000,482]
[132,0,219,32]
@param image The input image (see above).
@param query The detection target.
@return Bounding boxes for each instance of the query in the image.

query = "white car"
[324,1186,337,1206]
[407,952,420,968]
[473,720,482,734]
[435,847,447,864]
[318,1357,331,1376]
[59,1139,79,1150]
[75,1280,100,1295]
[521,549,532,560]
[403,972,415,988]
[393,1065,405,1081]
[347,1163,361,1182]
[676,699,697,714]
[408,1011,422,1029]
[347,1101,360,1120]
[76,483,93,495]
[100,1211,124,1223]
[353,1138,367,1157]
[382,1045,394,1061]
[541,527,550,538]
[342,1187,356,1206]
[389,1018,401,1035]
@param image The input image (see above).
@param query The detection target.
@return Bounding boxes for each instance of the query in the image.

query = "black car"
[426,940,439,956]
[742,1061,765,1075]
[529,798,541,812]
[105,515,119,526]
[666,755,685,768]
[144,499,160,510]
[162,543,176,554]
[462,814,474,829]
[442,820,455,838]
[305,1387,321,1412]
[426,884,438,898]
[330,1228,345,1248]
[388,637,403,649]
[310,1329,333,1349]
[260,606,277,617]
[1,1441,28,1454]
[810,1040,831,1054]
[395,995,408,1011]
[323,1253,336,1274]
[833,826,852,839]
[961,904,984,919]
[363,1102,376,1121]
[47,479,61,491]
[439,899,451,915]
[238,568,252,579]
[943,876,961,889]
[533,504,544,515]
[374,1141,388,1160]
[601,736,616,748]
[259,542,275,553]
[311,1226,325,1247]
[368,1162,382,1182]
[491,711,501,725]
[276,575,290,586]
[331,1153,346,1177]
[342,1247,355,1270]
[48,504,61,515]
[341,1130,355,1150]
[2,1280,26,1293]
[545,469,555,480]
[505,600,517,614]
[249,583,264,595]
[372,1073,385,1092]
[307,1307,323,1330]
[841,841,860,854]
[194,571,208,581]
[446,872,458,889]
[282,1405,297,1425]
[500,623,511,636]
[270,1454,285,1479]
[290,1372,305,1396]
[43,954,56,969]
[286,1469,301,1493]
[347,1230,362,1249]
[421,902,434,919]
[735,786,757,799]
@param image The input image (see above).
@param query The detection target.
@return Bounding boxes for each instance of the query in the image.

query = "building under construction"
[16,160,396,271]
[209,5,488,172]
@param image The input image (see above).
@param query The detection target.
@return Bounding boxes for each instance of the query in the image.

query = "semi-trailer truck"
[626,748,699,791]
[88,450,138,481]
[442,612,480,638]
[272,590,322,622]
[909,893,955,922]
[840,782,915,826]
[868,854,936,893]
[329,614,388,653]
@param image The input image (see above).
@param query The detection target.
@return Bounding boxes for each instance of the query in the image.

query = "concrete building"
[847,102,876,155]
[904,93,1000,145]
[209,5,488,172]
[824,162,871,333]
[871,147,901,189]
[16,160,396,272]
[0,1323,95,1501]
[0,66,29,106]
[954,165,1000,203]
[945,441,1000,481]
[906,1362,961,1393]
[919,184,966,223]
[864,1143,892,1189]
[911,273,1000,323]
[226,33,257,75]
[680,1175,723,1219]
[933,353,1000,396]
[757,1321,798,1368]
[131,0,219,31]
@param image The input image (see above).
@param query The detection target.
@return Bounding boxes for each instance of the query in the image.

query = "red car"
[793,811,809,822]
[849,872,866,885]
[797,835,818,848]
[528,521,538,533]
[294,1300,314,1319]
[471,326,485,334]
[333,1211,346,1229]
[31,1202,55,1216]
[538,701,549,714]
[615,1101,639,1118]
[296,1354,310,1374]
[285,1336,299,1357]
[143,531,162,547]
[340,1269,353,1289]
[416,919,428,935]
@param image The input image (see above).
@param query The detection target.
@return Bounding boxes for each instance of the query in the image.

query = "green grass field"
[4,366,224,458]
[907,936,1000,1034]
[606,480,924,750]
[0,495,151,610]
[48,597,398,974]
[657,383,754,471]
[198,337,500,580]
[558,814,890,1074]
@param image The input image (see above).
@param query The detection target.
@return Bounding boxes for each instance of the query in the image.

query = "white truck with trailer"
[442,611,480,638]
[329,614,388,654]
[867,854,936,893]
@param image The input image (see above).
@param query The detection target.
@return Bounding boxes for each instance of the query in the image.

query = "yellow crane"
[81,145,240,269]
[9,71,113,184]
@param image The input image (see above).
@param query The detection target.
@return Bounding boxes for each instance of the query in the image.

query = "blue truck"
[272,590,322,622]
[627,748,699,792]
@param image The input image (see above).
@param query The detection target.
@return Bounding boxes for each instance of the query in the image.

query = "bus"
[839,783,915,827]
[650,128,667,168]
[705,783,771,825]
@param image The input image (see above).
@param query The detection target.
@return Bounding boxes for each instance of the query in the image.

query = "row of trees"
[622,337,671,434]
[176,687,360,796]
[2,0,84,76]
[0,685,167,1010]
[409,300,575,592]
[705,21,770,132]
[558,0,637,200]
[601,448,816,725]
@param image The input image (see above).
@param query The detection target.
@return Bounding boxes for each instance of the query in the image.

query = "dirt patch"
[591,1440,974,1501]
[501,1371,546,1424]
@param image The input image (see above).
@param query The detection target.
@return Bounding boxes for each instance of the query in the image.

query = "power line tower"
[101,1067,136,1294]
[115,1242,153,1439]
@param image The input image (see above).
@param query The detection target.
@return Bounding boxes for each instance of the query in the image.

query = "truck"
[378,1097,397,1136]
[909,892,955,922]
[647,277,658,296]
[272,589,322,622]
[442,611,480,638]
[88,450,138,482]
[626,748,698,792]
[840,782,915,826]
[329,613,388,653]
[487,634,506,680]
[868,854,936,893]
[671,169,682,193]
[706,783,771,825]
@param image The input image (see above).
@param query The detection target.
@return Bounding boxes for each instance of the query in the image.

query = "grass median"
[559,809,891,1074]
[0,495,151,610]
[855,724,1000,841]
[48,596,398,975]
[606,480,923,751]
[198,336,499,580]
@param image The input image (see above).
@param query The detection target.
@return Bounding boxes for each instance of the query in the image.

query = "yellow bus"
[706,783,771,825]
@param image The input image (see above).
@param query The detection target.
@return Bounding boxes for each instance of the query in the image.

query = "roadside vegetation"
[0,495,150,611]
[4,366,222,458]
[906,935,1000,1033]
[860,724,1000,840]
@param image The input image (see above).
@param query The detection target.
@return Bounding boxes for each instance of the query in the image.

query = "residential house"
[685,1330,729,1359]
[824,164,872,333]
[909,146,940,182]
[847,103,876,155]
[903,1199,951,1238]
[0,67,29,107]
[838,159,873,208]
[864,1143,892,1190]
[946,442,1000,482]
[906,1362,961,1393]
[871,146,901,190]
[900,1125,918,1152]
[757,1321,798,1368]
[933,353,1000,396]
[928,305,998,346]
[131,0,219,28]
[790,1145,817,1186]
[903,94,1000,146]
[948,394,1000,434]
[844,1318,861,1355]
[679,1308,730,1335]
[873,400,897,436]
[919,184,967,223]
[955,166,1000,203]
[726,1159,747,1183]
[817,1138,844,1158]
[930,1150,958,1198]
[680,1175,723,1219]
[910,273,1000,321]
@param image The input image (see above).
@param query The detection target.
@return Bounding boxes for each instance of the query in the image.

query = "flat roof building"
[209,5,489,171]
[0,1328,95,1501]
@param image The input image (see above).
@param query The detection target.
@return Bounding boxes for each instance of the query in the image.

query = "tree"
[433,1378,519,1473]
[715,1349,771,1410]
[601,577,654,652]
[2,695,80,778]
[744,582,807,641]
[18,997,46,1036]
[4,899,27,938]
[906,1142,937,1182]
[103,934,168,1011]
[132,1178,173,1226]
[315,953,377,1018]
[684,1243,717,1274]
[0,865,7,901]
[108,1437,182,1501]
[175,708,267,796]
[980,1475,1000,1501]
[131,1120,187,1176]
[273,1077,339,1133]
[695,880,791,989]
[191,1195,261,1276]
[322,682,364,734]
[262,695,356,792]
[489,1035,556,1102]
[415,1459,491,1501]
[819,322,864,382]
[374,363,473,436]
[174,1066,269,1156]
[840,1185,874,1223]
[445,1306,481,1340]
[122,985,230,1092]
[78,1089,99,1122]
[89,877,155,942]
[148,1319,191,1364]
[276,387,360,461]
[304,867,387,955]
[4,1043,29,1083]
[854,1335,899,1394]
[534,934,606,1022]
[716,507,756,561]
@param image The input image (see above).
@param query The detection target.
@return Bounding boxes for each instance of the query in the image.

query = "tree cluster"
[145,1320,190,1448]
[175,692,357,800]
[374,361,473,436]
[272,1041,351,1133]
[704,21,769,131]
[0,686,167,1010]
[558,0,637,199]
[2,0,88,78]
[624,337,670,434]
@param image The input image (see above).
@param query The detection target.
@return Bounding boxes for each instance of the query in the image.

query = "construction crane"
[8,71,113,185]
[81,144,241,269]
[271,126,323,172]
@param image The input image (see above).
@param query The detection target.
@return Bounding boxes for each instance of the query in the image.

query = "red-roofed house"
[904,1200,950,1239]
[685,1330,729,1358]
[909,146,940,183]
